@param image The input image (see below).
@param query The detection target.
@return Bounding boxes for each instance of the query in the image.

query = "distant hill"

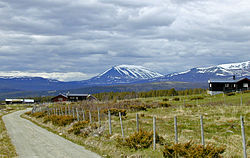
[0,81,207,100]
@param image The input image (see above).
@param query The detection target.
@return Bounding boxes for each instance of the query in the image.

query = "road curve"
[3,109,101,158]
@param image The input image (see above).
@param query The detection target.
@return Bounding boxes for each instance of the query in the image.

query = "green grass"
[25,92,250,157]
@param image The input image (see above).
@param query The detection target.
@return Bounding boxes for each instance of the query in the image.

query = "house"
[208,77,250,95]
[51,93,97,102]
[5,99,35,104]
[51,94,68,102]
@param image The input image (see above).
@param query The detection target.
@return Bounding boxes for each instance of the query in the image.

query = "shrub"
[173,97,180,101]
[68,121,89,135]
[190,96,204,100]
[243,90,250,93]
[117,130,164,150]
[43,115,74,126]
[129,105,147,111]
[184,104,196,108]
[31,111,47,118]
[162,141,225,158]
[159,102,172,108]
[25,111,32,115]
[103,108,127,116]
[163,98,169,101]
[225,92,235,96]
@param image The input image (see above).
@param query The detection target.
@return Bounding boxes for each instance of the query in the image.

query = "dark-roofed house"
[67,94,97,102]
[51,93,97,102]
[208,77,250,95]
[51,94,68,102]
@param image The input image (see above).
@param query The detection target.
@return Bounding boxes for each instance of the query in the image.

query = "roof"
[208,77,249,83]
[67,94,90,97]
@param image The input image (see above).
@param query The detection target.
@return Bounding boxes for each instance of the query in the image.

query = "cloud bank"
[0,0,250,81]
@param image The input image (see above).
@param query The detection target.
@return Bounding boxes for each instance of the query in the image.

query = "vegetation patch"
[116,130,164,150]
[162,141,225,158]
[159,102,172,108]
[68,121,89,135]
[103,108,126,116]
[190,96,204,100]
[43,115,74,126]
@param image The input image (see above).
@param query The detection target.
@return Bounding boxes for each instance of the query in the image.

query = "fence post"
[68,106,71,115]
[119,112,125,141]
[89,111,92,124]
[98,108,101,126]
[72,107,75,118]
[153,116,156,150]
[241,116,247,158]
[200,115,205,146]
[136,113,139,132]
[174,116,178,144]
[76,108,79,121]
[82,109,85,121]
[65,106,67,115]
[108,110,112,135]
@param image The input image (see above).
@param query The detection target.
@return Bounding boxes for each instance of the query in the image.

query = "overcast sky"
[0,0,250,81]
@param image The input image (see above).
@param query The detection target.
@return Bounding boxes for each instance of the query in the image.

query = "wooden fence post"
[82,109,85,121]
[89,111,92,124]
[174,116,178,144]
[72,107,75,118]
[65,106,67,115]
[108,110,112,135]
[153,116,156,150]
[68,106,71,115]
[119,112,125,141]
[241,116,247,158]
[136,113,139,132]
[98,108,101,126]
[200,115,205,146]
[76,108,79,121]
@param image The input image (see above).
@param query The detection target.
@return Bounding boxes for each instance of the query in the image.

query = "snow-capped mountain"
[86,65,163,85]
[161,61,250,82]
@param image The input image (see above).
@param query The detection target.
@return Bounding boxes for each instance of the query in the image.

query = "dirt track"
[3,109,101,158]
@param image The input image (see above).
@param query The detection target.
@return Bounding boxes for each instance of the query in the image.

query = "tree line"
[93,88,207,101]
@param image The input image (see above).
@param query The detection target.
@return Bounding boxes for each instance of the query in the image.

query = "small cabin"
[51,94,68,102]
[51,93,97,102]
[208,77,250,95]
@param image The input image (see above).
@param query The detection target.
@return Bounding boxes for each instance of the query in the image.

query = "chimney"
[233,75,235,80]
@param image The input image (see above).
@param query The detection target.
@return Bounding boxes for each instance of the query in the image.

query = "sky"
[0,0,250,81]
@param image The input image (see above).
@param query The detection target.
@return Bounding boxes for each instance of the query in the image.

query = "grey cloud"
[0,0,250,80]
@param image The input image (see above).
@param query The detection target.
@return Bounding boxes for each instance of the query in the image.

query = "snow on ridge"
[98,65,163,79]
[218,61,250,69]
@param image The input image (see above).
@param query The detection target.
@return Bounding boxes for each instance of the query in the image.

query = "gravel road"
[3,109,101,158]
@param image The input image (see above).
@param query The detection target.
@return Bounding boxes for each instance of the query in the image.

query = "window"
[234,84,236,87]
[243,83,248,88]
[225,84,229,87]
[209,84,212,87]
[58,98,63,101]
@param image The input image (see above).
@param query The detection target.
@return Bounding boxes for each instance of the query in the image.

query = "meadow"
[24,91,250,157]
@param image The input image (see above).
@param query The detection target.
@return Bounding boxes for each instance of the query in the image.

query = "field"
[24,92,250,157]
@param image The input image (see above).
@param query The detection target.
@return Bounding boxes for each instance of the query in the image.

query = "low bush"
[225,92,235,96]
[172,97,180,101]
[184,104,196,108]
[117,130,164,150]
[129,105,147,111]
[25,111,32,115]
[190,96,204,100]
[159,102,172,108]
[43,115,74,126]
[31,111,47,118]
[162,141,225,158]
[103,108,127,116]
[68,121,89,135]
[243,90,250,93]
[162,98,169,101]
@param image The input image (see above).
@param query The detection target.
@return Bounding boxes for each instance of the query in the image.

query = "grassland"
[24,92,250,157]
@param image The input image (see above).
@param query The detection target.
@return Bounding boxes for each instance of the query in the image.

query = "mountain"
[85,65,163,85]
[159,61,250,82]
[0,77,84,92]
